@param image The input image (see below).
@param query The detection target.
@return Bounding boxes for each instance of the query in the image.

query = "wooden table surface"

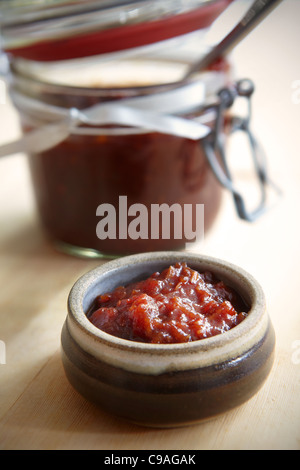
[0,0,299,450]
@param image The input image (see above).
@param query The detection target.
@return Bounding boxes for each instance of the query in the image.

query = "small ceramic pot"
[61,251,275,427]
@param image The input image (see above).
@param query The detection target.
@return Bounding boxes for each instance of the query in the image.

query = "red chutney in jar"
[88,262,248,344]
[28,129,221,255]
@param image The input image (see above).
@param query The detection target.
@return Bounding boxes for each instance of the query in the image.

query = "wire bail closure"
[203,78,281,222]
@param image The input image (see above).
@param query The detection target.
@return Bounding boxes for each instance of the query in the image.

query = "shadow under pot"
[61,251,275,427]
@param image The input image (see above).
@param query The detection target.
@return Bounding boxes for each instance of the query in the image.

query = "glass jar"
[8,54,231,257]
[1,0,278,257]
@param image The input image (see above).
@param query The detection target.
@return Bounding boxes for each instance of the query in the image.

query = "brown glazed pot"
[61,252,275,427]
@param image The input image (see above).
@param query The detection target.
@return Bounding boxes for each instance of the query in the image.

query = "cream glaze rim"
[66,252,268,375]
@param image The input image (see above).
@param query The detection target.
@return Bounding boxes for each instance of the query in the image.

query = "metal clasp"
[203,78,281,222]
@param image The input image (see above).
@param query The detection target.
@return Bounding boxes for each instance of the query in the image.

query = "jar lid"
[0,0,233,62]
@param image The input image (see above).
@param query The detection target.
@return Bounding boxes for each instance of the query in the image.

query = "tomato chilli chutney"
[88,262,248,343]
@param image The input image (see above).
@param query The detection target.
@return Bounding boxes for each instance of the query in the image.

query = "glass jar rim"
[9,53,230,98]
